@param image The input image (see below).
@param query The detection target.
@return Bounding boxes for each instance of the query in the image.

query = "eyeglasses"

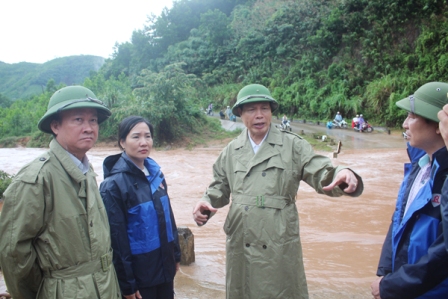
[57,97,104,113]
[409,95,415,114]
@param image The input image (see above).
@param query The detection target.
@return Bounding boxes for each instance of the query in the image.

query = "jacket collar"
[234,122,283,149]
[50,139,93,183]
[233,123,283,173]
[103,151,161,181]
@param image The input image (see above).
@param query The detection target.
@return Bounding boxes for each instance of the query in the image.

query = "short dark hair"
[118,116,154,150]
[49,114,62,137]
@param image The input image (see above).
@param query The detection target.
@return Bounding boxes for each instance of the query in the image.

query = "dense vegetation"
[1,0,448,146]
[0,170,14,199]
[0,55,104,100]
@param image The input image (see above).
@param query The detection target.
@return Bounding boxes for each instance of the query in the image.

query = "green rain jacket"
[202,124,363,299]
[0,140,120,299]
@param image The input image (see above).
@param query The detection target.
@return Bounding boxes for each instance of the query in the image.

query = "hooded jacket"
[0,139,120,299]
[99,152,180,296]
[202,124,363,299]
[377,144,448,298]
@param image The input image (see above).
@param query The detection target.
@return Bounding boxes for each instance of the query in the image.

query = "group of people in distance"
[351,113,365,129]
[0,82,448,299]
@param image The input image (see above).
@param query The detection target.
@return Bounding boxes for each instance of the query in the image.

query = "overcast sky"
[0,0,173,64]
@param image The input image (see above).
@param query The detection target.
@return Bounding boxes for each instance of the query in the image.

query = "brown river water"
[0,119,408,298]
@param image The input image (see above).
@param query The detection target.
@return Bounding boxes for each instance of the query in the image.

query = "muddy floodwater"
[0,122,408,298]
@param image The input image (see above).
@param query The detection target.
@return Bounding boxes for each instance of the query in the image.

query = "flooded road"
[0,125,408,298]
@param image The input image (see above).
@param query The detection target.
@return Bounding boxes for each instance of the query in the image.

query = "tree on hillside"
[0,93,11,108]
[121,63,205,144]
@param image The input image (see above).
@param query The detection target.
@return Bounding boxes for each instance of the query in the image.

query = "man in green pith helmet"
[372,82,448,299]
[193,84,364,299]
[0,86,121,299]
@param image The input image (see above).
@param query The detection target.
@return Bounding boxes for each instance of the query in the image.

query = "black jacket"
[100,152,181,295]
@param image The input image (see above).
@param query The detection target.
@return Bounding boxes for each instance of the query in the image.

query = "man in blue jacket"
[371,82,448,299]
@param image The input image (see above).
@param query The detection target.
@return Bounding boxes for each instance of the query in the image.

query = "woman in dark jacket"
[100,116,181,299]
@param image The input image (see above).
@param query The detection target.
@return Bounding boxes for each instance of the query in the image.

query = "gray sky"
[0,0,173,64]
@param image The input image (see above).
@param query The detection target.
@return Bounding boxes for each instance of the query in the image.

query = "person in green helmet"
[0,86,121,299]
[192,84,364,299]
[371,82,448,299]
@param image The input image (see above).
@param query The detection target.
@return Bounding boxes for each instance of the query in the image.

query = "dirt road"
[0,124,408,298]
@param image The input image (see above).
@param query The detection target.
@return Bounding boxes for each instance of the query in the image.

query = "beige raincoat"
[0,140,120,299]
[202,124,363,299]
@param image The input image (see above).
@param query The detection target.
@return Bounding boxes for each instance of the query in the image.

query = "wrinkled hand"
[438,104,448,148]
[193,201,218,226]
[370,277,382,299]
[124,290,142,299]
[322,169,358,193]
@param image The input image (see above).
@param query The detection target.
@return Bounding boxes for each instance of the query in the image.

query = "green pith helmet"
[38,86,111,134]
[396,82,448,122]
[232,84,279,117]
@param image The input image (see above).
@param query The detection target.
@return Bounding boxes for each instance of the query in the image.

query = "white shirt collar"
[248,129,269,154]
[67,152,90,174]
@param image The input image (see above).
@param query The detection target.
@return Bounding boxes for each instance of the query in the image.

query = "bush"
[0,170,14,200]
[27,131,53,148]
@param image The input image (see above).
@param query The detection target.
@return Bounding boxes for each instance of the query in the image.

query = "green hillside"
[0,55,105,100]
[1,0,448,147]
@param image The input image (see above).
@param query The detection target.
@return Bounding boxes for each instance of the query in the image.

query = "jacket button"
[245,243,250,247]
[263,245,267,249]
[262,172,266,177]
[39,157,46,161]
[90,221,93,227]
[247,173,250,177]
[245,206,249,211]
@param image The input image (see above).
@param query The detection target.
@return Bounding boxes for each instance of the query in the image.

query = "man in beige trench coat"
[0,86,120,299]
[193,84,364,299]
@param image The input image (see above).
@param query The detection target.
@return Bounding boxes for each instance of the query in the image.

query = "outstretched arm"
[322,168,359,193]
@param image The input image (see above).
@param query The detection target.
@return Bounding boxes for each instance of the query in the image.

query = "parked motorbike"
[353,121,374,133]
[332,119,348,129]
[276,120,292,131]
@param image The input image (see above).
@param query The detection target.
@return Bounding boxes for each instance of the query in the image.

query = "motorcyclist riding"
[334,111,343,123]
[282,115,288,126]
[357,114,365,132]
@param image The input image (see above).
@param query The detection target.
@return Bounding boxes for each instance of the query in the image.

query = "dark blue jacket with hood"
[377,144,448,298]
[100,152,181,296]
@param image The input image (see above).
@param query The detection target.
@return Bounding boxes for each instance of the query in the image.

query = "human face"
[240,102,272,143]
[120,122,153,169]
[50,108,98,160]
[403,112,444,155]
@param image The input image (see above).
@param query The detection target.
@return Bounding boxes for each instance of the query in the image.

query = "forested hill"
[0,55,104,100]
[102,0,448,127]
[1,0,448,146]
